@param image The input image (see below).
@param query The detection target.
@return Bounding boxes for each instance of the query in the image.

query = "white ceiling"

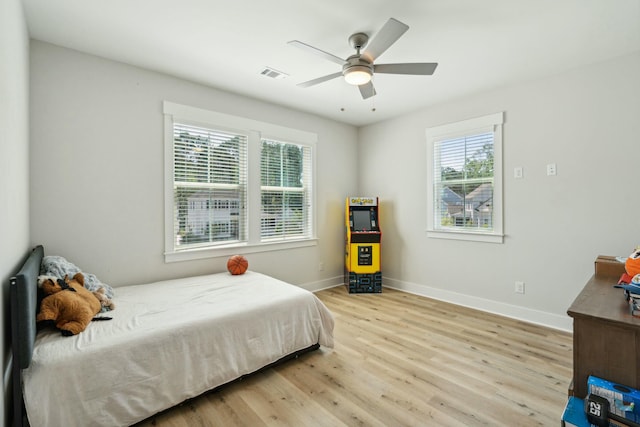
[21,0,640,127]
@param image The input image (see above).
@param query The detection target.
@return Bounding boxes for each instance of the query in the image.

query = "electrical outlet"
[515,281,525,294]
[546,163,557,176]
[318,262,324,271]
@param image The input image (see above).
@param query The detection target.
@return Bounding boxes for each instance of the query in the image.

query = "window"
[173,123,247,248]
[426,112,504,243]
[260,139,312,240]
[164,102,317,262]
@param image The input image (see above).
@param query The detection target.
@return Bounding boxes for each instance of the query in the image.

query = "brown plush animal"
[37,273,102,336]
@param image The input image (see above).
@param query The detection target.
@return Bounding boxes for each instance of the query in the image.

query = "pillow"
[40,255,115,300]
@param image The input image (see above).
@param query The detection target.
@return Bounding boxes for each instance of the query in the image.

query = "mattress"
[22,271,334,427]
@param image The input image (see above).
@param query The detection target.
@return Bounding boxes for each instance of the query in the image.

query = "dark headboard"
[10,245,43,427]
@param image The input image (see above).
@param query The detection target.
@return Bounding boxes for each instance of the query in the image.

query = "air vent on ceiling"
[260,67,289,80]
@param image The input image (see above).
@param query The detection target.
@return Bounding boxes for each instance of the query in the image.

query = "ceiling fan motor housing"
[342,55,373,77]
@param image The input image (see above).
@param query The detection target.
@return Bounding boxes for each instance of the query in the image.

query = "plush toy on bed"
[92,287,115,312]
[37,273,104,336]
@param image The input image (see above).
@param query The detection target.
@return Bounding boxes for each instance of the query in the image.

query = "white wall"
[0,0,30,424]
[29,41,358,289]
[358,51,640,330]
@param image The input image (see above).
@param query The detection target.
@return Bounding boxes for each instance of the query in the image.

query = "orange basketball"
[227,255,248,275]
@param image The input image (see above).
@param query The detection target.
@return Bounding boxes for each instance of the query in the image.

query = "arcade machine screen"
[352,209,374,232]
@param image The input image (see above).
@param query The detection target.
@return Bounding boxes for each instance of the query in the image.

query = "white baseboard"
[301,275,344,293]
[381,277,573,332]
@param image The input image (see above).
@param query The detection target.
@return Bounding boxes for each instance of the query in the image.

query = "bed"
[10,245,334,427]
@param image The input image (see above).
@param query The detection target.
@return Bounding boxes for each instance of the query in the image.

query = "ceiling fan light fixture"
[343,66,372,86]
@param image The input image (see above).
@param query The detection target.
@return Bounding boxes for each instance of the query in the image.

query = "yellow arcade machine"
[345,196,382,293]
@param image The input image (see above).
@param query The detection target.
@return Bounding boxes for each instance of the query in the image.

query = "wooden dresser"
[567,256,640,397]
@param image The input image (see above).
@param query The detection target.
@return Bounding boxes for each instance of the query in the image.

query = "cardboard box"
[588,375,640,425]
[595,256,626,280]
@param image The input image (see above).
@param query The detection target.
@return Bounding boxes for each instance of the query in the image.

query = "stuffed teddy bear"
[92,287,115,312]
[37,273,102,336]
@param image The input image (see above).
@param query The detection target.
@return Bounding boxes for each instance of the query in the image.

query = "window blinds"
[173,123,248,248]
[260,139,312,240]
[433,131,494,231]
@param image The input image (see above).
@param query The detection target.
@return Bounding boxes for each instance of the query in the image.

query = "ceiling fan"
[288,18,438,99]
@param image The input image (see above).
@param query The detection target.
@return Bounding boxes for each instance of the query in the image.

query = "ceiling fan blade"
[374,63,438,75]
[358,81,377,99]
[361,18,409,63]
[297,71,343,88]
[287,40,345,66]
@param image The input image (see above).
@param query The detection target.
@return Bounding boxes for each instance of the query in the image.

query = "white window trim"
[163,101,318,262]
[426,112,504,244]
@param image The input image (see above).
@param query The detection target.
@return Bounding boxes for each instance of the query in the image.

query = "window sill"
[426,229,503,244]
[164,238,318,263]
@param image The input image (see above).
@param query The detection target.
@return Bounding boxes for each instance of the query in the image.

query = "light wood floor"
[135,286,573,427]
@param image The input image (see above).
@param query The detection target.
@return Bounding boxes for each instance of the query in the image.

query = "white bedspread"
[22,271,334,427]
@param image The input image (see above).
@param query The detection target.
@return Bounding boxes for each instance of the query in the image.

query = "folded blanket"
[40,255,115,302]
